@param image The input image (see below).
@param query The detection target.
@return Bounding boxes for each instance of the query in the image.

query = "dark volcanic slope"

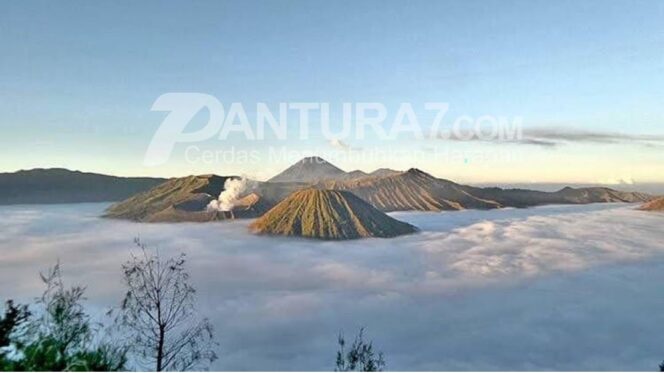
[268,156,346,183]
[322,168,502,211]
[104,174,229,221]
[0,168,165,205]
[639,197,664,211]
[250,189,417,240]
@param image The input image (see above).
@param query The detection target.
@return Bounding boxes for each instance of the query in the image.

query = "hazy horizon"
[5,164,664,196]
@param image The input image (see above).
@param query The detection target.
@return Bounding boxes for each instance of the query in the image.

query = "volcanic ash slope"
[639,196,664,211]
[250,188,417,240]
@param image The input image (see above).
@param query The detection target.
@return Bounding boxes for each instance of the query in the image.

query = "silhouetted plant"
[117,238,217,371]
[335,328,385,372]
[33,264,91,359]
[1,263,126,371]
[0,300,31,368]
[0,300,30,348]
[658,360,664,372]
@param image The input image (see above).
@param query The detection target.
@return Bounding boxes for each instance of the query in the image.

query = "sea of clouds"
[0,202,663,370]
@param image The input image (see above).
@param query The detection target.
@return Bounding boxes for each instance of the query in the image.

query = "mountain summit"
[250,188,417,240]
[268,157,346,183]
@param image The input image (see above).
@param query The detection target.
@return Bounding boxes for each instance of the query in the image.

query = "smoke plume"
[207,177,248,212]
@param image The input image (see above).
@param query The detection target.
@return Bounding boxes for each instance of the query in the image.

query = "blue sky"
[1,0,663,182]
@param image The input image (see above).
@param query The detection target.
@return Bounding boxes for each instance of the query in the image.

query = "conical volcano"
[268,156,346,183]
[250,188,417,240]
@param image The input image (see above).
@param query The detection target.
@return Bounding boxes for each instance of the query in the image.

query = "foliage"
[33,264,91,358]
[12,336,125,371]
[335,328,385,372]
[0,300,30,348]
[0,263,126,371]
[0,300,31,368]
[117,238,217,371]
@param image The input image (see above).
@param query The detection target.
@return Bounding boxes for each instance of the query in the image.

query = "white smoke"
[207,177,248,212]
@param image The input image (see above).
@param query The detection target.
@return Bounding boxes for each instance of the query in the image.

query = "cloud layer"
[1,203,664,370]
[523,128,664,148]
[440,127,664,149]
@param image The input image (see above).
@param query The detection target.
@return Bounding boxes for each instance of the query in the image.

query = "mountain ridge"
[103,157,653,222]
[319,168,503,211]
[318,166,651,211]
[0,168,165,205]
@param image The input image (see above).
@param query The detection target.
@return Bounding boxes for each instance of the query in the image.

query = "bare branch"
[119,239,217,371]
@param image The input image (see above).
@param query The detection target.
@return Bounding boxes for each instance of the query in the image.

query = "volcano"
[104,157,652,222]
[250,188,417,240]
[320,168,502,211]
[103,175,288,222]
[268,156,346,183]
[639,197,664,211]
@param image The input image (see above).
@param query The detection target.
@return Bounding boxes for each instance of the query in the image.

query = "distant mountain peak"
[369,168,402,178]
[404,168,435,180]
[406,167,426,174]
[268,157,345,183]
[300,156,328,163]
